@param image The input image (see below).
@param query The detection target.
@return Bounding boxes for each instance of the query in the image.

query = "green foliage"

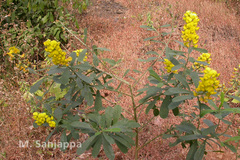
[28,10,240,160]
[0,0,88,78]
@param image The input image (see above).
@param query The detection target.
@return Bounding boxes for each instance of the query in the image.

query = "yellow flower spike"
[182,11,200,48]
[195,67,220,102]
[164,59,178,73]
[44,39,73,66]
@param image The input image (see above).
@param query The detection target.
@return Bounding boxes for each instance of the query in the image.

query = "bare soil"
[1,0,240,160]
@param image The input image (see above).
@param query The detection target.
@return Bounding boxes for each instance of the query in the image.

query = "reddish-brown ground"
[1,0,240,159]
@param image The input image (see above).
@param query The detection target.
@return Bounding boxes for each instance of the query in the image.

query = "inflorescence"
[32,112,56,127]
[182,10,200,48]
[164,59,178,73]
[73,49,88,62]
[194,67,220,102]
[192,53,211,70]
[44,39,72,66]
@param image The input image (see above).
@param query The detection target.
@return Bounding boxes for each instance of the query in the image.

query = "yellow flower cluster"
[32,112,56,127]
[229,65,240,90]
[194,67,220,102]
[44,39,72,66]
[192,53,211,70]
[7,46,20,59]
[73,49,88,62]
[182,10,200,48]
[164,59,177,73]
[7,46,29,72]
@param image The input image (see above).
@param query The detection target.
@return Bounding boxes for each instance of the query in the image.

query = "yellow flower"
[195,67,220,102]
[44,39,72,66]
[9,46,20,54]
[182,11,200,48]
[73,49,88,62]
[32,112,56,127]
[192,53,211,70]
[164,59,178,73]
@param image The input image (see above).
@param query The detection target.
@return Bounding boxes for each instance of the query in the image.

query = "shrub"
[0,0,88,78]
[28,10,240,160]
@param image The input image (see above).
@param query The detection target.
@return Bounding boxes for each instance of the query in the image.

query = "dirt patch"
[87,0,127,19]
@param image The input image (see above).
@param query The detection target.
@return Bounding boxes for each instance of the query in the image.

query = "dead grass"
[1,0,240,159]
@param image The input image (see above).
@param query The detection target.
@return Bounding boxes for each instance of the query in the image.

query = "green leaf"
[96,47,111,52]
[172,64,183,71]
[164,87,191,95]
[82,85,94,106]
[100,114,106,129]
[104,128,121,132]
[83,28,87,43]
[160,24,171,27]
[224,136,240,143]
[111,134,131,149]
[143,36,159,41]
[174,74,190,90]
[223,142,237,153]
[59,69,71,85]
[105,107,113,128]
[200,109,215,117]
[28,67,38,74]
[166,47,185,56]
[208,99,218,110]
[192,47,208,53]
[30,78,44,93]
[103,135,115,160]
[145,51,158,55]
[123,69,130,77]
[76,77,83,89]
[153,109,159,116]
[77,135,98,155]
[54,108,63,120]
[172,95,194,102]
[115,140,128,153]
[94,90,103,112]
[180,134,205,141]
[160,95,171,118]
[47,66,66,75]
[60,130,68,151]
[176,121,197,133]
[133,69,141,73]
[116,133,135,145]
[77,49,88,62]
[222,108,240,113]
[201,125,217,136]
[71,121,92,130]
[168,101,182,110]
[194,141,206,160]
[102,58,117,67]
[174,40,185,47]
[76,72,92,84]
[149,69,161,82]
[45,128,57,142]
[113,105,122,124]
[92,135,102,157]
[172,107,179,116]
[93,54,100,66]
[138,57,157,62]
[190,71,199,88]
[203,119,214,127]
[186,141,198,160]
[42,14,49,24]
[229,95,240,102]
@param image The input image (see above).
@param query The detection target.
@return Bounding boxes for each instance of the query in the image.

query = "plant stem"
[137,133,163,151]
[129,86,139,160]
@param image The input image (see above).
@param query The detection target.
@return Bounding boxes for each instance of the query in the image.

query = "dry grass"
[1,0,240,159]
